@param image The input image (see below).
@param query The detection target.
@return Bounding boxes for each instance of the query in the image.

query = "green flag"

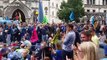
[51,29,60,44]
[42,16,48,24]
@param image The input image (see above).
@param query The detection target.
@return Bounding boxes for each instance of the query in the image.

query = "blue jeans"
[42,34,48,42]
[99,42,107,56]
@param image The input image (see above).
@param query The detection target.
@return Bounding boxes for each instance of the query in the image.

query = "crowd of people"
[0,20,106,60]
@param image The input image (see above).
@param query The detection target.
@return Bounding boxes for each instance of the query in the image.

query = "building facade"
[83,0,107,20]
[0,0,62,23]
[0,0,106,23]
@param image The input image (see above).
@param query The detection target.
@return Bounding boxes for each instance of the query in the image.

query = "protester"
[30,23,38,45]
[80,30,92,42]
[62,23,76,60]
[21,49,30,60]
[0,19,106,60]
[90,27,99,47]
[74,42,99,60]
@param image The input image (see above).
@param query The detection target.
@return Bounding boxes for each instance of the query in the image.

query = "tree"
[57,0,85,23]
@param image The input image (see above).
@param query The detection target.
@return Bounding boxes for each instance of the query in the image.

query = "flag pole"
[38,0,43,23]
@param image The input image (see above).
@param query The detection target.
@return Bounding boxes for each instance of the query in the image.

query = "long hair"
[80,42,99,60]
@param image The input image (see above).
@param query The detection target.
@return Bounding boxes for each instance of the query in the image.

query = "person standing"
[6,25,13,45]
[62,23,76,60]
[73,30,99,60]
[74,42,99,60]
[90,27,99,47]
[30,23,38,45]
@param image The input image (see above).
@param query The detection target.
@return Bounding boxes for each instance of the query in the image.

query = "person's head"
[41,41,47,48]
[77,42,98,60]
[66,23,74,31]
[31,51,37,60]
[56,43,62,50]
[73,26,78,32]
[34,23,37,27]
[31,51,36,56]
[20,44,25,48]
[22,49,29,58]
[80,30,92,41]
[3,43,7,48]
[89,27,95,36]
[83,25,89,30]
[8,25,11,28]
[44,57,50,60]
[11,46,16,52]
[22,36,26,41]
[15,41,19,44]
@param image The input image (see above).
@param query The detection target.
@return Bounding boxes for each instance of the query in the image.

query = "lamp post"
[33,0,39,23]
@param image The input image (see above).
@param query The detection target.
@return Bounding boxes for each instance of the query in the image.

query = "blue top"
[100,58,107,60]
[55,50,63,60]
[62,30,76,51]
[104,44,107,55]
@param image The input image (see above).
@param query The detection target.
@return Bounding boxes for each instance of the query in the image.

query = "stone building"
[0,0,62,23]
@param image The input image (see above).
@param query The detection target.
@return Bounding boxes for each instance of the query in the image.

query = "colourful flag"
[51,29,60,44]
[42,16,48,24]
[38,0,43,23]
[5,16,9,20]
[69,11,75,21]
[94,21,98,29]
[90,16,94,26]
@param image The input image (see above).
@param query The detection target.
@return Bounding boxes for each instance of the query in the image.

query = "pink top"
[15,15,19,20]
[30,28,38,43]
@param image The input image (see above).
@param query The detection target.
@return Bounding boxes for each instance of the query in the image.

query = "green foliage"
[57,0,85,23]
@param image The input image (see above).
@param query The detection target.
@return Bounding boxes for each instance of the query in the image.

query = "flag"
[38,0,43,23]
[69,11,75,21]
[94,21,98,29]
[51,29,60,44]
[90,16,94,26]
[5,16,9,20]
[42,16,48,24]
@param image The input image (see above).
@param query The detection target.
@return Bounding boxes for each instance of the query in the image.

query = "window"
[87,10,90,12]
[87,0,90,4]
[93,0,95,4]
[90,0,93,4]
[87,0,95,5]
[52,2,54,7]
[106,0,107,5]
[103,0,107,5]
[52,11,54,16]
[56,4,58,8]
[103,0,105,5]
[104,10,106,13]
[93,10,95,12]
